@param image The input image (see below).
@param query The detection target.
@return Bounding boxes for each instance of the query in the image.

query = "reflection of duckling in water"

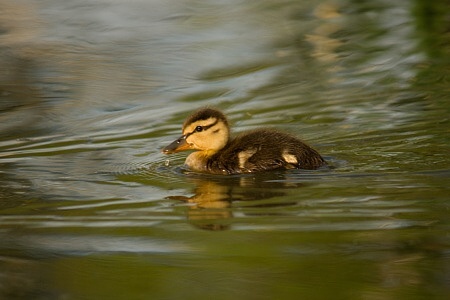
[167,175,302,231]
[162,108,326,174]
[167,180,232,231]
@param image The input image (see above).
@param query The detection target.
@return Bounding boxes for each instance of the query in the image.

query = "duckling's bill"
[162,135,191,154]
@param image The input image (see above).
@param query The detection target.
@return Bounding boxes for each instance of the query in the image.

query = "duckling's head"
[162,108,229,155]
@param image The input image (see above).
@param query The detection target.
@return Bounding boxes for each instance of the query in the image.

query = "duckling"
[162,108,326,174]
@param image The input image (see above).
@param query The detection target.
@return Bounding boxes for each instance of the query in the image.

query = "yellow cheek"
[185,137,197,148]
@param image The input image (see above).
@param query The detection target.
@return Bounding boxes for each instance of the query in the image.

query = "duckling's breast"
[185,152,209,173]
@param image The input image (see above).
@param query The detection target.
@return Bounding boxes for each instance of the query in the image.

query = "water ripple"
[110,153,189,186]
[0,233,194,256]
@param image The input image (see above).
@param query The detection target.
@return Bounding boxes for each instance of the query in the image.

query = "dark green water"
[1,0,449,299]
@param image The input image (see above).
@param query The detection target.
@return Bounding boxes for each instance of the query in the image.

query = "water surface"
[1,0,449,299]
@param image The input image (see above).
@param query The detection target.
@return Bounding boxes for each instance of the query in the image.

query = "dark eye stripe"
[186,119,219,138]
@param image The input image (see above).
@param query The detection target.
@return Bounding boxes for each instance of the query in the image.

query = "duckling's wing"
[232,130,325,172]
[243,146,289,172]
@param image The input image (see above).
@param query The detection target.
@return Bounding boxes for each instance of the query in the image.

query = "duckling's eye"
[195,126,203,132]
